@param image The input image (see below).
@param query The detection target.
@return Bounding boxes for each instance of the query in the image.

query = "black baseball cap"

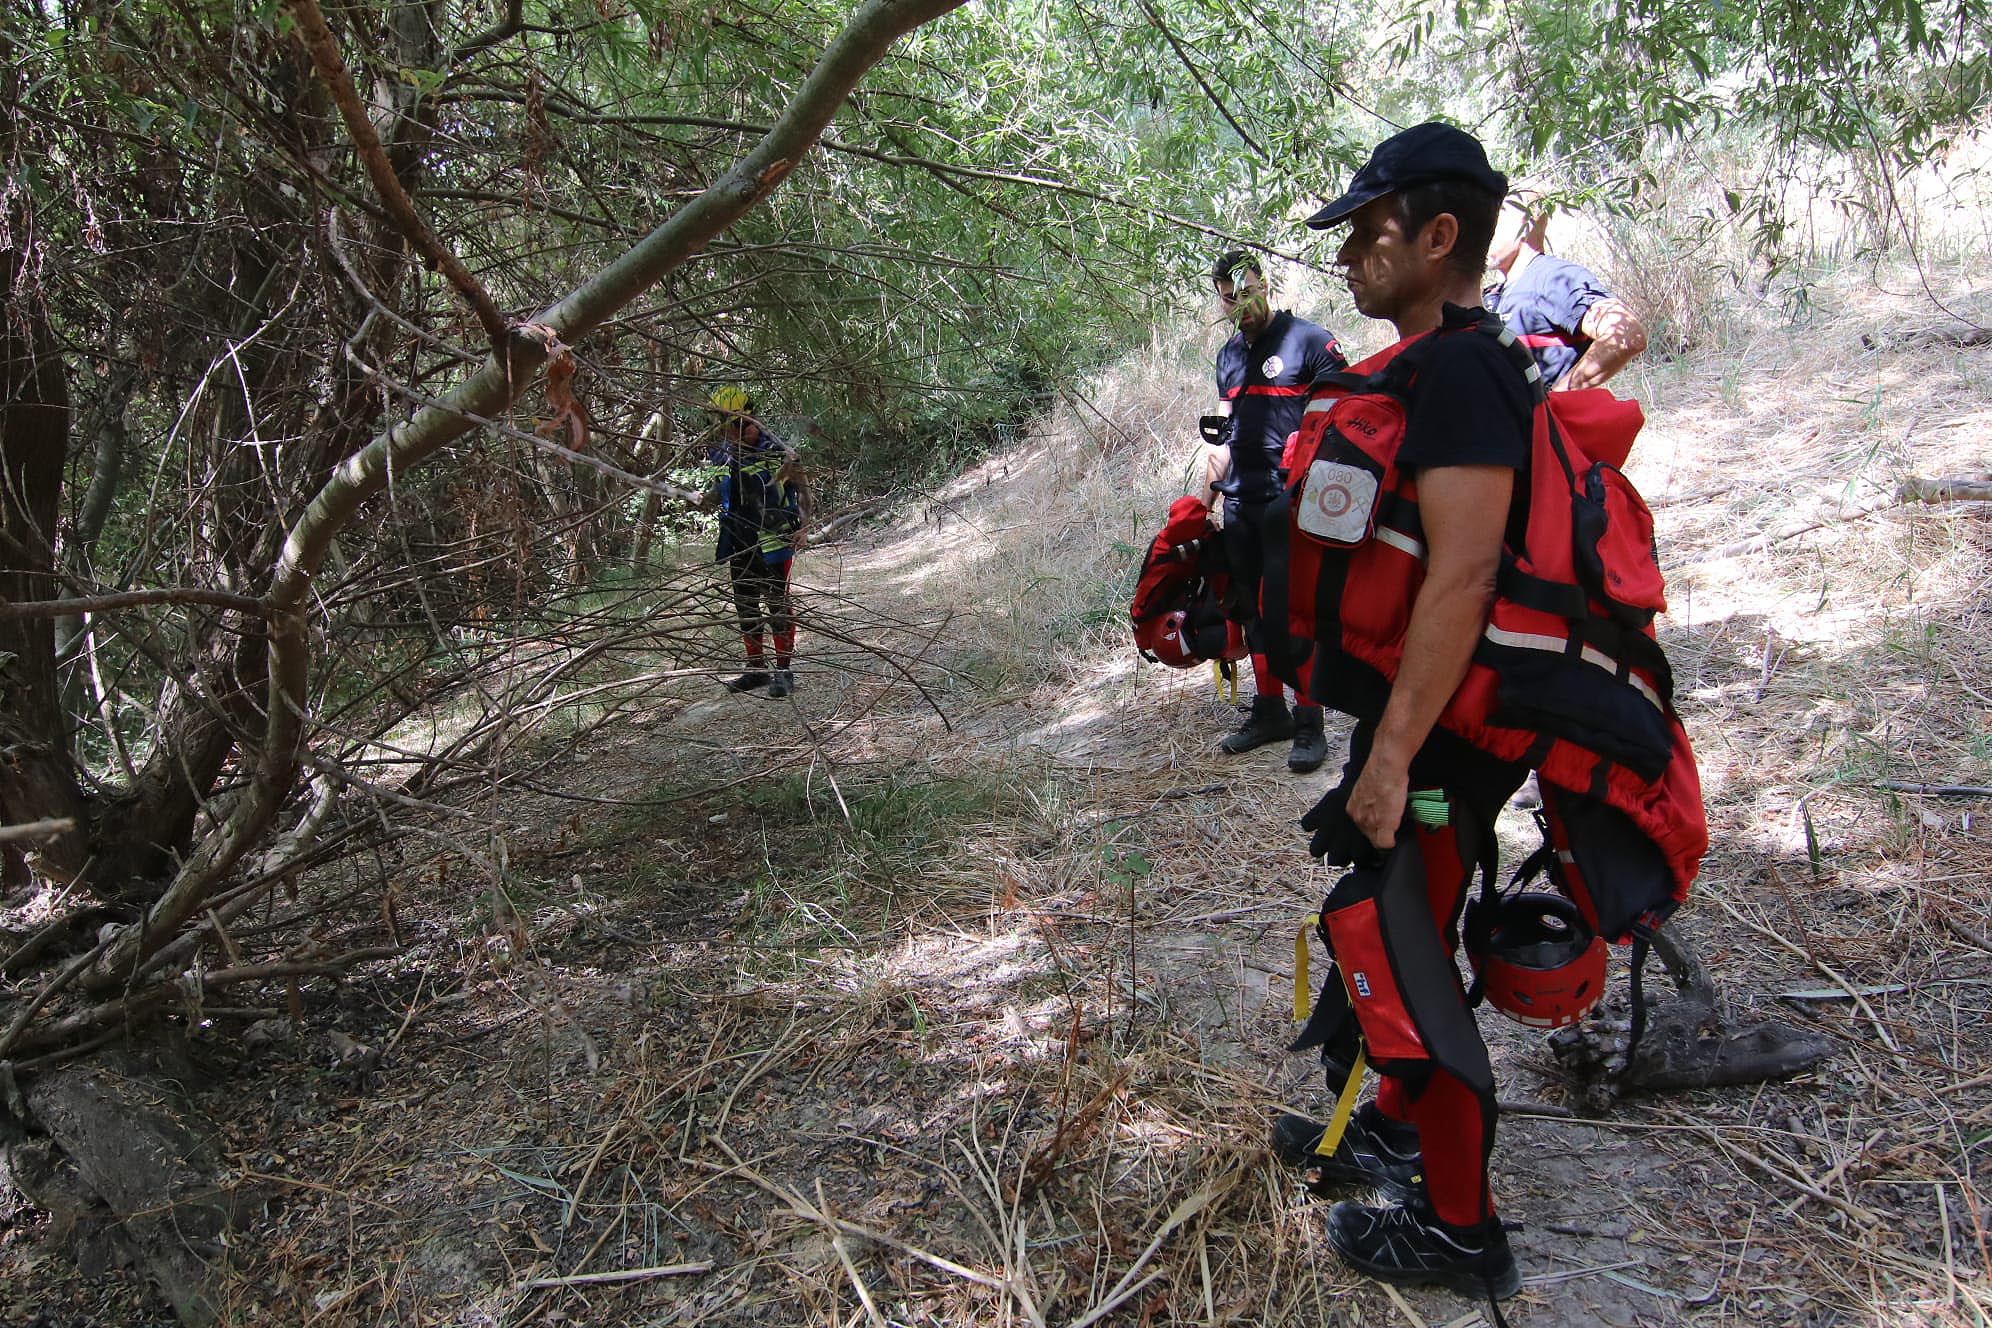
[1305,122,1508,229]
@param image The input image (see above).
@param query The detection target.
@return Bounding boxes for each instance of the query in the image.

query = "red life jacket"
[1265,307,1706,935]
[1130,495,1247,667]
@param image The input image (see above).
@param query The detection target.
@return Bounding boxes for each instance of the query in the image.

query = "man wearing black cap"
[1207,251,1346,772]
[1270,122,1534,1302]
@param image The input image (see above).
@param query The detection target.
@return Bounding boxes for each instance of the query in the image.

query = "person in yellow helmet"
[703,387,811,697]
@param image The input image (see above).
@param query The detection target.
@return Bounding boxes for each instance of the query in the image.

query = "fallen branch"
[519,1261,713,1290]
[1862,325,1992,351]
[3,946,400,1058]
[0,817,79,844]
[811,495,898,544]
[1876,780,1992,798]
[1696,473,1992,562]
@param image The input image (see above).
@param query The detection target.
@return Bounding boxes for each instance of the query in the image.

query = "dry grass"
[6,263,1991,1328]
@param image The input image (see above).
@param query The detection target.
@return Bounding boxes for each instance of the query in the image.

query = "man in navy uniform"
[1209,251,1347,772]
[1484,195,1647,391]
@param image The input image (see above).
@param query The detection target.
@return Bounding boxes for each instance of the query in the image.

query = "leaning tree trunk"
[0,245,89,891]
[72,0,976,1008]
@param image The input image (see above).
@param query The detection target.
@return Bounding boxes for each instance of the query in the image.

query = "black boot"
[1288,705,1329,773]
[723,670,772,693]
[1270,1101,1423,1197]
[1220,695,1293,754]
[1326,1190,1521,1300]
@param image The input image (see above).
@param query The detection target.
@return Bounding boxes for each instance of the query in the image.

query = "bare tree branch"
[0,588,270,622]
[289,0,512,352]
[451,0,526,63]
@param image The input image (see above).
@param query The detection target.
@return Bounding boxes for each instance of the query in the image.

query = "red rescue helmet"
[1139,610,1201,669]
[1466,891,1606,1029]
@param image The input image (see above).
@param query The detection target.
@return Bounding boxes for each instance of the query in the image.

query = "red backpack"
[1267,308,1706,936]
[1130,496,1248,668]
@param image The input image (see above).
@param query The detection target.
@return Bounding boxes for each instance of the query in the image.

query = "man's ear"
[1420,212,1460,266]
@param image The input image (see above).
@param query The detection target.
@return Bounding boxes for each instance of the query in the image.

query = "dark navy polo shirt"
[1484,254,1611,387]
[1215,310,1344,503]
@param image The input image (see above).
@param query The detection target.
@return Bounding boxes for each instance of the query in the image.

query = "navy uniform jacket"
[1215,310,1344,503]
[1484,254,1611,387]
[709,425,800,565]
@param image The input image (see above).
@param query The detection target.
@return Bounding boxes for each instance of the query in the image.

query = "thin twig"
[518,1261,713,1290]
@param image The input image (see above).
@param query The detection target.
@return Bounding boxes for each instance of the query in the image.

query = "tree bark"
[0,245,89,890]
[630,409,672,570]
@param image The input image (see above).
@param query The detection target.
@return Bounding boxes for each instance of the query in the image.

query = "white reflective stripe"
[1494,324,1544,384]
[1374,526,1425,560]
[1626,671,1662,709]
[1304,397,1335,414]
[1555,850,1576,864]
[1483,623,1567,654]
[1482,623,1663,711]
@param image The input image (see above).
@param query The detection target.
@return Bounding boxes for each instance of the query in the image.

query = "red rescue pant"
[1372,819,1493,1227]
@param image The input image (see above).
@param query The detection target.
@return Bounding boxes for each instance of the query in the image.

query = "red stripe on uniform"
[1240,384,1309,396]
[1518,332,1581,348]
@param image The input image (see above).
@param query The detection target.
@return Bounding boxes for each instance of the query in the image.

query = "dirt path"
[5,276,1989,1327]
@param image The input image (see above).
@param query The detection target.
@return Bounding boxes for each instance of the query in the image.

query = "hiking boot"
[1289,705,1329,774]
[766,669,795,699]
[1325,1191,1521,1300]
[1270,1102,1423,1196]
[1220,695,1293,754]
[723,670,771,693]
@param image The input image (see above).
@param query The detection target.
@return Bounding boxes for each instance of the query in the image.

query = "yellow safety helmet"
[706,385,753,416]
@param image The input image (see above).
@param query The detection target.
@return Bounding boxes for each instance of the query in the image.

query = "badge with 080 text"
[1297,460,1379,546]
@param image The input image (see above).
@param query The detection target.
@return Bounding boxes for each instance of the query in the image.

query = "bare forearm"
[1559,341,1635,391]
[1342,463,1512,850]
[1558,299,1647,391]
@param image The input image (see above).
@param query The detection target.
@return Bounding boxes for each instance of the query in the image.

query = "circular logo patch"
[1260,354,1285,379]
[1313,482,1353,519]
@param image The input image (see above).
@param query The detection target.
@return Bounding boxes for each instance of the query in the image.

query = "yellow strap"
[1227,667,1238,704]
[1314,1047,1368,1157]
[1293,920,1311,1022]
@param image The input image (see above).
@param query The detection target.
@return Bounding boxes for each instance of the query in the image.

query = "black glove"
[1300,780,1383,868]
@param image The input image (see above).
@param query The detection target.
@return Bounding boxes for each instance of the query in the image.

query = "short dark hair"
[1211,250,1261,286]
[1394,180,1502,278]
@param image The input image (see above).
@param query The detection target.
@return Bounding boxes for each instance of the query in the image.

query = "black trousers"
[726,554,794,655]
[1222,493,1271,650]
